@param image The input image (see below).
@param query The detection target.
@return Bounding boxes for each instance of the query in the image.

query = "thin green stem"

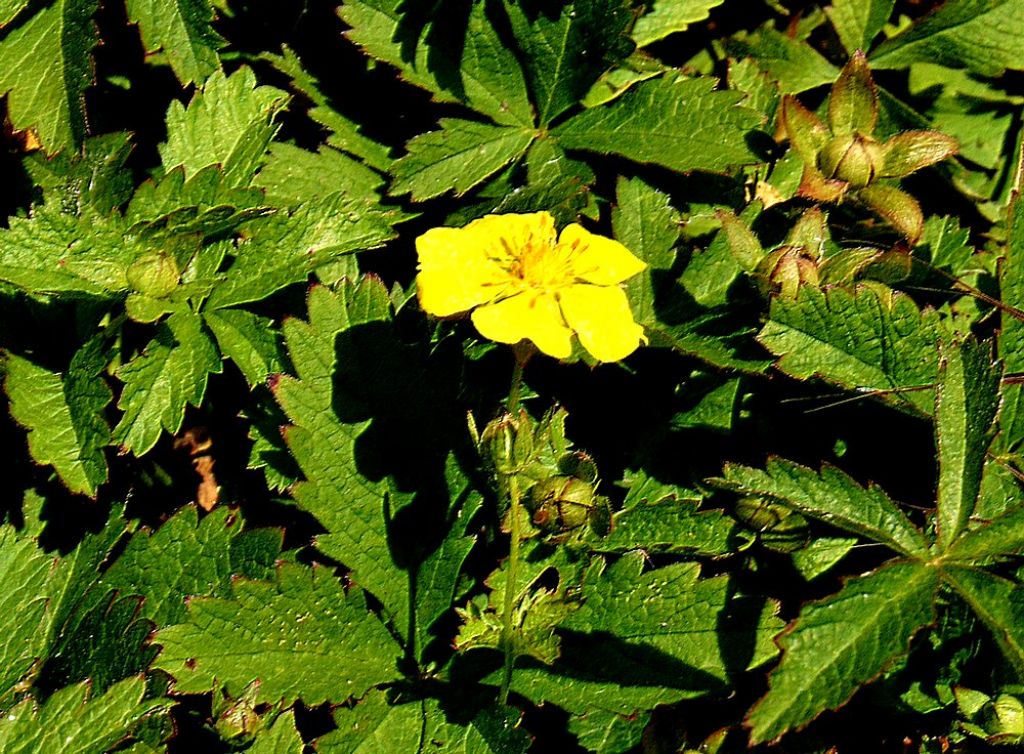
[499,472,522,706]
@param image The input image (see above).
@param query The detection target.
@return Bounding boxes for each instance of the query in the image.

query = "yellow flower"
[415,212,647,362]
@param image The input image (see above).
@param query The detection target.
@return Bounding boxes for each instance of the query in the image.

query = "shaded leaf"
[0,0,97,152]
[112,312,222,456]
[747,561,939,744]
[125,0,223,85]
[825,0,895,54]
[871,0,1024,77]
[0,677,163,754]
[4,343,110,496]
[505,0,634,125]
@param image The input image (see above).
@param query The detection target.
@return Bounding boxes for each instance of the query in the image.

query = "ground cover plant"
[3,0,1024,751]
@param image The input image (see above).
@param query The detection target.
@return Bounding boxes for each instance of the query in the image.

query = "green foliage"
[3,1,1024,751]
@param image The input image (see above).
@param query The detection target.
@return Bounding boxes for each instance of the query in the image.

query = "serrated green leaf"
[559,553,779,691]
[126,165,268,238]
[391,119,535,201]
[0,208,145,297]
[247,710,304,754]
[205,195,402,310]
[648,310,771,373]
[125,0,222,85]
[871,0,1024,77]
[320,693,528,754]
[567,707,648,754]
[943,566,1024,674]
[25,132,134,215]
[553,75,762,174]
[37,590,155,697]
[589,494,736,556]
[340,0,534,127]
[264,47,392,171]
[917,215,975,275]
[273,281,398,612]
[505,554,781,714]
[999,176,1024,449]
[825,0,895,54]
[203,308,283,387]
[4,344,110,496]
[612,176,679,327]
[0,677,163,754]
[159,67,288,188]
[154,562,397,704]
[112,312,222,455]
[0,0,96,153]
[718,459,929,557]
[505,0,633,125]
[254,143,383,208]
[632,0,725,47]
[935,340,1002,550]
[0,526,55,702]
[725,28,838,94]
[104,506,255,626]
[945,503,1024,561]
[757,285,946,416]
[747,561,939,744]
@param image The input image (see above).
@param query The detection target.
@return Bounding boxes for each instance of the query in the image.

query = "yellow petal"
[558,284,646,362]
[415,226,507,316]
[465,212,558,262]
[471,292,573,359]
[559,224,647,286]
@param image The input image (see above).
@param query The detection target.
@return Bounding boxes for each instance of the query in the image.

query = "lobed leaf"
[553,75,763,175]
[112,312,222,456]
[747,561,940,744]
[104,506,278,627]
[158,67,288,188]
[154,563,398,704]
[0,677,164,754]
[757,285,946,416]
[505,0,634,126]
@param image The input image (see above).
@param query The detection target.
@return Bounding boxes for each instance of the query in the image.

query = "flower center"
[497,233,581,291]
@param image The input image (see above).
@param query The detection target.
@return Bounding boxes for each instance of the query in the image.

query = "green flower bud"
[480,410,533,478]
[818,133,884,189]
[127,251,180,298]
[529,476,597,532]
[213,697,262,743]
[756,247,820,299]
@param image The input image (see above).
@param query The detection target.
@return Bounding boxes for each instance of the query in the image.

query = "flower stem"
[499,471,522,706]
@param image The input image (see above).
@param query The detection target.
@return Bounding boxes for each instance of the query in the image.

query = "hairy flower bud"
[480,410,533,479]
[528,476,597,532]
[818,133,884,189]
[127,251,180,298]
[757,246,820,299]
